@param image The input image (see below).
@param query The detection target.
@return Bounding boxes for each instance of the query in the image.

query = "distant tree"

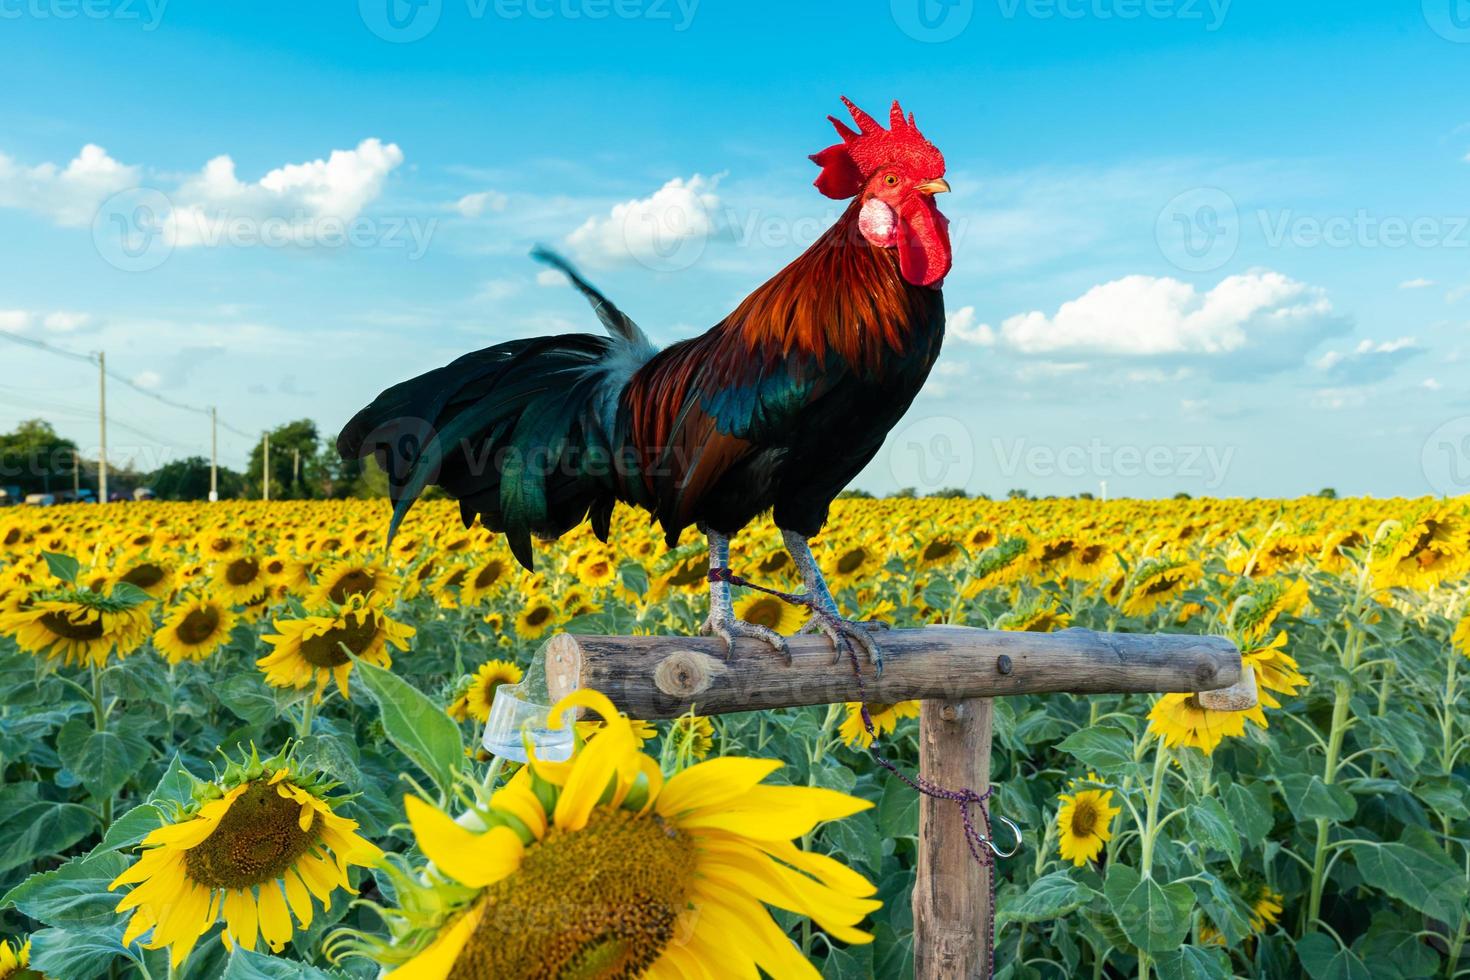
[148,456,246,501]
[0,419,80,495]
[889,487,918,499]
[1076,492,1095,500]
[836,488,875,500]
[1174,492,1192,500]
[930,487,969,499]
[1006,488,1031,500]
[1317,487,1338,499]
[246,420,324,499]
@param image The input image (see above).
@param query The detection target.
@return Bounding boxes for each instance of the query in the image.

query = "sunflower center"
[119,563,166,589]
[836,549,868,575]
[184,781,319,890]
[742,597,784,630]
[921,541,957,563]
[524,606,552,627]
[298,613,379,667]
[2,528,22,546]
[667,557,709,588]
[225,558,260,586]
[453,809,694,980]
[474,562,505,589]
[329,569,377,603]
[40,610,104,641]
[176,607,222,645]
[1069,800,1099,837]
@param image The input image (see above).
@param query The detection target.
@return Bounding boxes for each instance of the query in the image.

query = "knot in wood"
[653,650,720,699]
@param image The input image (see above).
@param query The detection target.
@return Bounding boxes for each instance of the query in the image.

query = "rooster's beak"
[916,178,951,196]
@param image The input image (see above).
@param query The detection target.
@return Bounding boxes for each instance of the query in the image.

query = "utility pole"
[97,351,108,504]
[292,448,301,494]
[262,430,271,501]
[209,407,219,502]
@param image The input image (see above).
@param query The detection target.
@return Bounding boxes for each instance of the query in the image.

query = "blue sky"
[1,0,1468,498]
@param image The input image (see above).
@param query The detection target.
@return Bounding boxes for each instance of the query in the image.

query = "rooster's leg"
[781,529,890,672]
[700,528,792,664]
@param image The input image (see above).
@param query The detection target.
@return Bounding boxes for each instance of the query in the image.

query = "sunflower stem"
[89,662,114,828]
[297,693,317,740]
[1135,736,1171,980]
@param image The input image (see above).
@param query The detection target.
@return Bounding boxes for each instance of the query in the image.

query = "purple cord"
[709,566,1000,978]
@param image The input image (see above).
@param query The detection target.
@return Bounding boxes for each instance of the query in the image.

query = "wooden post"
[914,697,992,980]
[543,625,1251,978]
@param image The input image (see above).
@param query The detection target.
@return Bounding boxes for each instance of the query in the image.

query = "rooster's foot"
[800,614,889,674]
[701,613,792,665]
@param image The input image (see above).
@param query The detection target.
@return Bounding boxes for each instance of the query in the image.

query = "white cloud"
[997,271,1333,357]
[165,138,404,247]
[0,310,29,334]
[947,305,996,346]
[43,311,90,333]
[1422,377,1442,390]
[1399,278,1435,289]
[1313,336,1421,384]
[475,278,520,302]
[453,190,507,218]
[536,268,568,287]
[0,144,141,227]
[566,174,721,267]
[1311,387,1368,411]
[132,370,162,389]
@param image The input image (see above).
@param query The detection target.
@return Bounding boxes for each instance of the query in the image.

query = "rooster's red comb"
[810,97,946,200]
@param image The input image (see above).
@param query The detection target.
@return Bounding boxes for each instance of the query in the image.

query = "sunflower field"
[0,495,1467,979]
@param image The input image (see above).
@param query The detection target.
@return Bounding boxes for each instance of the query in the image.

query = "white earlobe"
[858,198,898,247]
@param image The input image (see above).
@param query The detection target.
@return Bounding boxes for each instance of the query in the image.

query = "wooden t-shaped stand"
[543,626,1246,979]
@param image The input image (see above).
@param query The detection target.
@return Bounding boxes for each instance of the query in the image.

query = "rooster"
[339,97,951,669]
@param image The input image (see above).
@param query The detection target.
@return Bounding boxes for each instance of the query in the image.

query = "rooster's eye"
[883,174,899,187]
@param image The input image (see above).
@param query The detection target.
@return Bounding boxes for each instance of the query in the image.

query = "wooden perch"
[543,625,1243,719]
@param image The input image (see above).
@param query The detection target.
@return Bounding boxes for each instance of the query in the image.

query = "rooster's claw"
[801,616,888,674]
[701,614,792,665]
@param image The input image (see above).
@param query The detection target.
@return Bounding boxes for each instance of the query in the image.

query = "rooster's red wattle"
[339,97,953,666]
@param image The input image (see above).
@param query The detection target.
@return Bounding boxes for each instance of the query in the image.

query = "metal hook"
[980,815,1023,858]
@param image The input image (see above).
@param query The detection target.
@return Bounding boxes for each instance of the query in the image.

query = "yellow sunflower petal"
[384,902,485,980]
[403,795,524,888]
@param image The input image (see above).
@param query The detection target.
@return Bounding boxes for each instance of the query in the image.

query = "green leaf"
[220,946,341,978]
[1350,832,1467,925]
[1056,724,1135,776]
[1186,797,1240,869]
[0,800,96,873]
[42,551,79,584]
[1102,865,1194,953]
[28,924,140,979]
[214,672,280,727]
[1222,779,1272,841]
[1279,774,1356,822]
[877,774,918,839]
[1188,871,1252,946]
[353,658,464,799]
[109,581,152,607]
[1412,776,1469,820]
[1153,945,1231,980]
[999,870,1095,925]
[822,810,882,873]
[149,752,200,807]
[1296,933,1372,980]
[56,718,151,801]
[91,803,165,855]
[1,851,129,926]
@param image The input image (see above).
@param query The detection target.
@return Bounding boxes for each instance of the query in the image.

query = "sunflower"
[1229,577,1308,645]
[1237,630,1309,730]
[196,529,245,562]
[994,595,1071,633]
[515,598,557,641]
[0,938,37,980]
[838,700,920,749]
[1146,693,1246,755]
[1056,787,1120,866]
[827,541,879,587]
[733,592,805,635]
[459,557,514,605]
[1455,611,1470,659]
[109,752,380,967]
[0,588,153,668]
[1249,886,1284,932]
[1377,507,1469,587]
[574,550,619,589]
[154,597,238,665]
[260,555,309,592]
[448,659,524,724]
[666,713,716,763]
[258,595,416,701]
[916,535,963,569]
[333,689,879,979]
[309,559,399,608]
[214,556,271,605]
[1122,558,1201,617]
[114,557,176,600]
